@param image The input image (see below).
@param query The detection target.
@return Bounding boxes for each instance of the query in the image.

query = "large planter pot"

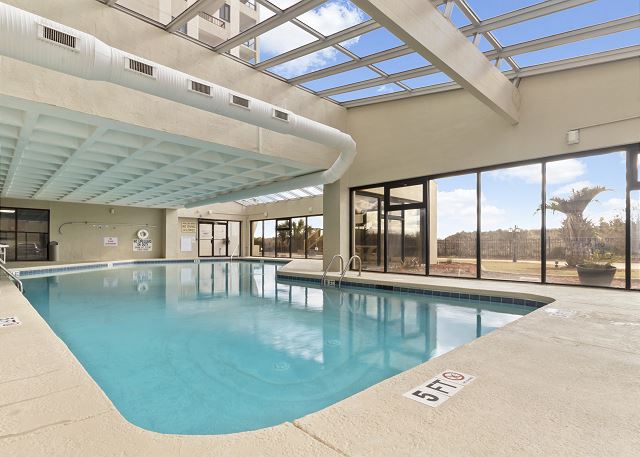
[576,264,617,287]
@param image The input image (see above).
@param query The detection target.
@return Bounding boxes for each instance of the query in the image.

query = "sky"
[238,0,640,102]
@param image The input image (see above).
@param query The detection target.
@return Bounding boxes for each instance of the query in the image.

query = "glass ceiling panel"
[465,0,546,20]
[296,0,370,36]
[329,83,404,102]
[269,0,305,8]
[492,0,640,46]
[401,72,452,90]
[340,27,404,57]
[372,53,430,74]
[301,67,380,91]
[236,186,323,206]
[514,29,640,67]
[268,48,352,79]
[436,2,471,28]
[468,34,495,53]
[257,22,318,62]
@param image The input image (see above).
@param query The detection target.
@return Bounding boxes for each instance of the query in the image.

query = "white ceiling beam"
[1,112,38,197]
[214,0,325,53]
[351,0,520,122]
[166,0,225,33]
[32,127,108,199]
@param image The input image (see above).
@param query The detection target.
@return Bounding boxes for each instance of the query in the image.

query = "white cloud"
[546,158,587,184]
[260,1,366,78]
[488,164,541,184]
[550,180,593,197]
[585,197,626,222]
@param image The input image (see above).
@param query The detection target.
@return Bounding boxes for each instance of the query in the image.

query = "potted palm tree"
[545,186,616,286]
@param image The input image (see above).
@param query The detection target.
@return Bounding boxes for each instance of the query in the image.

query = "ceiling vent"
[190,80,211,96]
[273,109,290,122]
[127,58,155,78]
[230,94,250,109]
[39,25,77,50]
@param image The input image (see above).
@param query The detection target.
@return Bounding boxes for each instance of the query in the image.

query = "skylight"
[235,186,323,206]
[104,0,640,107]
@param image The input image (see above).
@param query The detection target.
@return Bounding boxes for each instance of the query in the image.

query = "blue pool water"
[23,261,531,435]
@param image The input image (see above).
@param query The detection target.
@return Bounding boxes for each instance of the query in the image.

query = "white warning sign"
[133,239,152,252]
[403,370,475,408]
[0,317,22,328]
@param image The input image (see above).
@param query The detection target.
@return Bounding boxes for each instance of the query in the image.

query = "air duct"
[0,2,356,207]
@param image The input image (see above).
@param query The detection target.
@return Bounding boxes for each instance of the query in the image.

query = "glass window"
[546,153,626,288]
[389,184,423,206]
[291,217,306,258]
[0,231,16,262]
[481,164,542,282]
[263,220,276,257]
[430,174,477,278]
[251,221,263,256]
[632,190,639,290]
[276,219,291,257]
[219,3,231,22]
[386,208,425,274]
[306,216,323,258]
[0,208,49,261]
[228,221,241,257]
[17,209,48,233]
[354,187,384,271]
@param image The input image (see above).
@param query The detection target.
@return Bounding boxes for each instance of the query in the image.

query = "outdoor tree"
[543,186,609,267]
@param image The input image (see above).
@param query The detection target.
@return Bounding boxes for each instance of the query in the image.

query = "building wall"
[345,59,640,188]
[1,198,165,262]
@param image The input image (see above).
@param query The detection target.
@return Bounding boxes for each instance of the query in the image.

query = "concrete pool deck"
[1,259,639,456]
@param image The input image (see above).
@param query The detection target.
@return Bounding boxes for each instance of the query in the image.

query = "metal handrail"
[339,255,362,288]
[322,254,344,285]
[0,263,23,294]
[199,11,225,28]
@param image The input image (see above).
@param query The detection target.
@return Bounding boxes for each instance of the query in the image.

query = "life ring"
[137,282,149,293]
[137,229,149,240]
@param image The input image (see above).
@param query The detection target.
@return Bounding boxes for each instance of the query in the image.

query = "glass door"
[198,222,213,257]
[213,221,228,256]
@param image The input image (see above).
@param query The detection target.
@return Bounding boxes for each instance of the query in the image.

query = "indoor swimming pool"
[22,261,532,435]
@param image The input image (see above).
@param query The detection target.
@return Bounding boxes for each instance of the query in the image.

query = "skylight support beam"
[256,20,380,70]
[166,0,225,33]
[214,0,326,53]
[351,0,520,122]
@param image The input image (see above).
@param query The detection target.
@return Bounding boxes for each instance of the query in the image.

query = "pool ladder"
[322,254,362,288]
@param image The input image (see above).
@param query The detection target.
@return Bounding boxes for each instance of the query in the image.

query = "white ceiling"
[0,96,320,209]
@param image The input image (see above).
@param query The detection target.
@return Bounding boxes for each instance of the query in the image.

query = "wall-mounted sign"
[0,317,22,328]
[181,221,197,234]
[133,239,153,252]
[403,370,475,408]
[104,236,118,247]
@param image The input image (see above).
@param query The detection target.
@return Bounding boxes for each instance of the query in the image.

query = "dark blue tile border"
[276,273,547,308]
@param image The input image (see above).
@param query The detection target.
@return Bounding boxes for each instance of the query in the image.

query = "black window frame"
[350,144,639,291]
[250,214,323,259]
[0,206,50,262]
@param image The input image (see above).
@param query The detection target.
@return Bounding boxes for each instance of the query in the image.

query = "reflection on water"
[23,262,530,435]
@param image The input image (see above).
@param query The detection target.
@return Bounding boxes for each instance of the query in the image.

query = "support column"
[323,178,350,271]
[164,209,179,259]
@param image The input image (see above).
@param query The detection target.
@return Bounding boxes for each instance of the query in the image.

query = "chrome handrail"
[322,254,344,285]
[339,255,362,288]
[0,263,23,294]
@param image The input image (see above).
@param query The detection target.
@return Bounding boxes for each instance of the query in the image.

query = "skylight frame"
[100,0,639,107]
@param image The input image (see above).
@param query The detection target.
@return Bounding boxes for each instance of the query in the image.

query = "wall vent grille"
[190,81,211,95]
[230,94,250,109]
[41,26,76,49]
[273,109,289,122]
[128,59,154,77]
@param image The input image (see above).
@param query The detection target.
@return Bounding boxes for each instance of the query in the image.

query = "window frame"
[0,206,50,262]
[350,143,639,291]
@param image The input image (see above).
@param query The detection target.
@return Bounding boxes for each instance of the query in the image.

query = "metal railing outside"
[241,0,257,10]
[199,11,225,28]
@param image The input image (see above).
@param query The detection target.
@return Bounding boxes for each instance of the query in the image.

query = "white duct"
[0,2,356,208]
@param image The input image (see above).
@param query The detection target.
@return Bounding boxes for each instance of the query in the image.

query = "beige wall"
[345,59,640,187]
[2,198,165,262]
